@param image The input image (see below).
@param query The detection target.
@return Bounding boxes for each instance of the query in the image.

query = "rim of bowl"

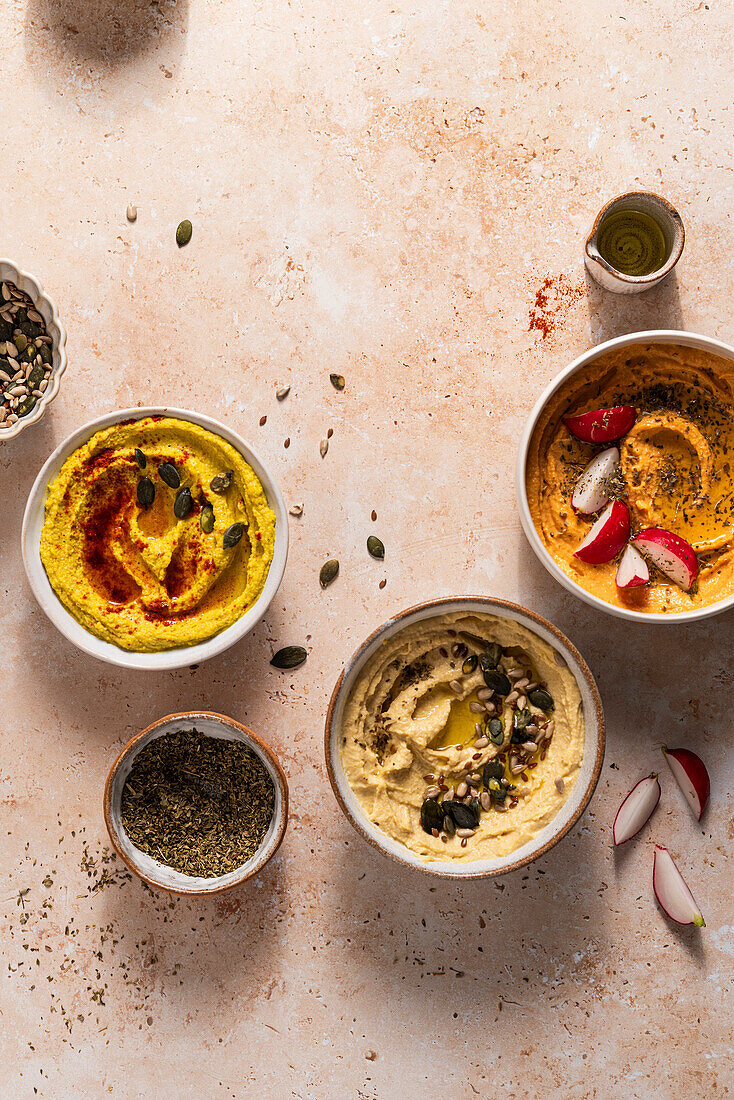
[103,711,289,895]
[21,406,289,669]
[516,329,734,624]
[585,192,685,284]
[324,595,605,879]
[0,258,68,441]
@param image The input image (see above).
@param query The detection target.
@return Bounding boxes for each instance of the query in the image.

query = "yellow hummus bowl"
[324,597,604,878]
[517,330,734,623]
[22,407,288,670]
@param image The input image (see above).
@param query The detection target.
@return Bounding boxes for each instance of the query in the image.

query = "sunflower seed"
[477,688,494,701]
[456,781,468,798]
[456,828,475,838]
[319,438,329,458]
[469,701,485,714]
[449,680,463,694]
[126,204,138,222]
[480,791,491,811]
[27,309,43,323]
[288,503,304,516]
[1,284,10,301]
[474,736,489,748]
[276,385,290,400]
[555,777,565,793]
[425,785,441,799]
[516,695,527,710]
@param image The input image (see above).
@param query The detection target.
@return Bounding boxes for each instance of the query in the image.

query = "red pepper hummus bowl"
[517,331,734,622]
[22,407,288,669]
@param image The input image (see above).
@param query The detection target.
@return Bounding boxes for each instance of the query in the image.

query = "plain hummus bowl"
[104,711,288,896]
[516,330,734,624]
[21,406,289,670]
[324,596,604,878]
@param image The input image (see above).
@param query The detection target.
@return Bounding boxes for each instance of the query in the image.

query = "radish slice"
[662,746,711,821]
[616,544,650,589]
[632,528,699,591]
[613,773,661,845]
[653,845,705,927]
[574,500,630,564]
[572,446,620,514]
[564,405,637,443]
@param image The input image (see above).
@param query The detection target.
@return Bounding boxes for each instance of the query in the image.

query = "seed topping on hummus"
[40,416,276,651]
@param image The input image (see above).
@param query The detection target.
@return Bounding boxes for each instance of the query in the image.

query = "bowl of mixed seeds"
[104,711,289,895]
[0,259,67,440]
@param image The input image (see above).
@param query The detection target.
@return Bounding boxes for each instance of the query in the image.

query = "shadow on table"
[585,269,684,344]
[24,0,188,87]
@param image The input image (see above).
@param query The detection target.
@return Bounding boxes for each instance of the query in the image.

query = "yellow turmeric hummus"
[40,416,276,651]
[340,612,584,863]
[526,343,734,613]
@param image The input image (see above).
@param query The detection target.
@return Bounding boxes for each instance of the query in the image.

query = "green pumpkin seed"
[480,643,503,670]
[270,645,307,670]
[17,394,37,417]
[513,707,532,730]
[134,448,146,469]
[210,470,233,494]
[39,343,52,365]
[483,759,504,784]
[319,559,340,588]
[176,219,192,247]
[199,505,215,534]
[174,487,193,519]
[158,462,180,488]
[491,784,507,803]
[14,333,27,352]
[27,363,44,390]
[488,717,504,746]
[367,535,385,560]
[443,801,477,830]
[442,814,456,837]
[329,373,345,391]
[529,688,554,711]
[223,522,244,548]
[137,477,155,507]
[483,669,511,695]
[420,798,444,834]
[462,654,478,675]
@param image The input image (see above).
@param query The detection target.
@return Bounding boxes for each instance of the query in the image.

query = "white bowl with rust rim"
[0,258,68,441]
[21,406,289,670]
[104,711,289,895]
[516,330,734,624]
[324,596,604,879]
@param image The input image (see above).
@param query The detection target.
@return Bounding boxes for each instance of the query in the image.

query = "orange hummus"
[526,343,734,613]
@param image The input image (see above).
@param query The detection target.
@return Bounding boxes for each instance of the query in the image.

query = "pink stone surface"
[1,1,733,1095]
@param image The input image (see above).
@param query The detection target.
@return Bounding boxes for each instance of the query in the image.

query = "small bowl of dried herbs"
[104,712,288,895]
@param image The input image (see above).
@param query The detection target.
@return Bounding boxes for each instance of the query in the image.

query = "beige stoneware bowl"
[104,711,289,896]
[21,406,289,670]
[0,258,67,441]
[516,330,734,624]
[324,596,604,878]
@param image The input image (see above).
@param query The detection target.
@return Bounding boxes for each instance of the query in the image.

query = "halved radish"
[564,405,637,443]
[574,500,630,564]
[662,746,710,821]
[632,528,698,591]
[653,845,705,927]
[616,544,650,589]
[572,446,620,514]
[613,774,660,845]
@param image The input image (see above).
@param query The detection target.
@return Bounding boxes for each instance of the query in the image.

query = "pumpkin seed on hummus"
[39,416,276,652]
[339,611,584,863]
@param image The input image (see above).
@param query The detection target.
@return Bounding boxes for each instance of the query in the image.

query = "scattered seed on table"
[289,503,303,516]
[367,535,384,559]
[176,219,193,247]
[259,415,267,426]
[371,510,377,522]
[329,373,345,391]
[319,438,329,458]
[126,204,137,222]
[284,437,290,448]
[276,384,290,400]
[327,428,333,439]
[379,578,386,589]
[319,559,339,588]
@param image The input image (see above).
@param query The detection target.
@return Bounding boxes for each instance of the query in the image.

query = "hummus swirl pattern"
[340,612,584,863]
[40,417,276,651]
[526,343,734,613]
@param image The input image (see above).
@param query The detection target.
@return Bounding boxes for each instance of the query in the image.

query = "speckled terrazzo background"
[1,1,732,1096]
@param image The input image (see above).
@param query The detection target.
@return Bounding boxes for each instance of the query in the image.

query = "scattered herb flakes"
[120,728,275,877]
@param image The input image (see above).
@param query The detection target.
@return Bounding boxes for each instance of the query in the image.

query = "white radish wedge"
[632,527,699,591]
[653,845,705,927]
[572,446,620,515]
[615,544,650,589]
[613,773,661,845]
[662,746,711,821]
[575,500,630,564]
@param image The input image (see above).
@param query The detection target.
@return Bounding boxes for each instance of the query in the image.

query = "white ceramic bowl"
[324,596,604,878]
[517,330,734,624]
[104,711,288,895]
[22,406,289,670]
[0,258,67,441]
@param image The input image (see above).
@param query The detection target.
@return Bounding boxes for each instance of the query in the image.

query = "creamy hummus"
[340,612,584,863]
[40,416,276,651]
[526,343,734,612]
